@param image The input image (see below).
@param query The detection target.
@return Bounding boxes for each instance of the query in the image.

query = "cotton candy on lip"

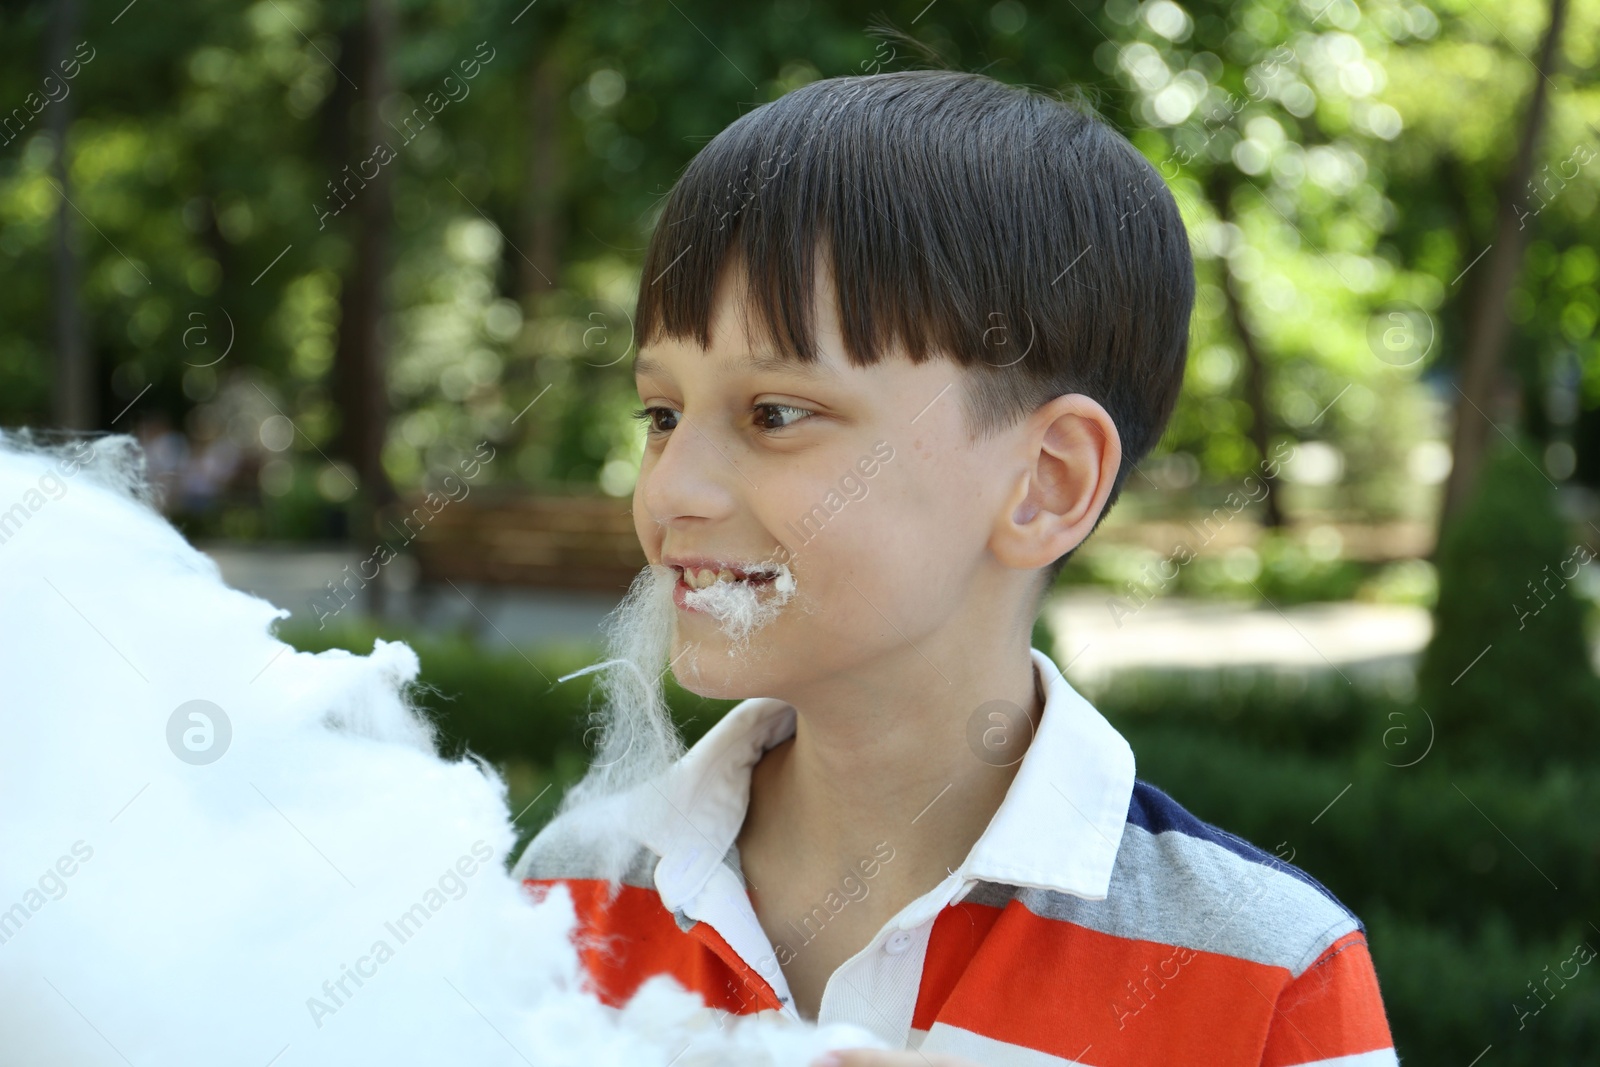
[681,562,797,649]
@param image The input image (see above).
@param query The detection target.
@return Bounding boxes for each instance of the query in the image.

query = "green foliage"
[1093,664,1382,757]
[1182,530,1370,602]
[1059,528,1424,607]
[1365,908,1600,1061]
[13,0,1598,531]
[1031,611,1055,656]
[1416,441,1600,771]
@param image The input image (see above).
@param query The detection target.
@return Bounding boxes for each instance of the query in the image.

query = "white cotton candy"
[682,564,797,650]
[0,428,885,1066]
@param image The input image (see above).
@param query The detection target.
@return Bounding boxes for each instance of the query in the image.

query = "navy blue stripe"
[1127,778,1363,932]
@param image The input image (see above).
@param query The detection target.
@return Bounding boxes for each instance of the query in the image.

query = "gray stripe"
[511,821,747,903]
[962,824,1357,977]
[510,818,660,891]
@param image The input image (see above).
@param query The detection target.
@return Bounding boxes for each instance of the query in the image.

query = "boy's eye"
[630,403,815,437]
[752,402,814,433]
[630,406,678,435]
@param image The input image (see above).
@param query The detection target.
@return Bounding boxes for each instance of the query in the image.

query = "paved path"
[1041,591,1431,689]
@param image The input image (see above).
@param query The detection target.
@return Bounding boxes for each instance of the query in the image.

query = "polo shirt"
[511,646,1398,1066]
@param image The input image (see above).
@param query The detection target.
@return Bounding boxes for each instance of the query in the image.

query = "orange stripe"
[1260,931,1395,1067]
[525,878,778,1016]
[682,915,786,1013]
[922,901,1281,1066]
[912,899,1004,1028]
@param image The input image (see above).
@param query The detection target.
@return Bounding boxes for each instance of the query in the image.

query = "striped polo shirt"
[511,646,1397,1066]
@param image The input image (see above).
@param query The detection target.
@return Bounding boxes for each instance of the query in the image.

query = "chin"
[668,630,787,700]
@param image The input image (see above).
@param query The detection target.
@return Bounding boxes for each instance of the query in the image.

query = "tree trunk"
[330,0,397,614]
[1205,174,1285,528]
[521,47,563,303]
[1439,0,1568,526]
[47,0,92,431]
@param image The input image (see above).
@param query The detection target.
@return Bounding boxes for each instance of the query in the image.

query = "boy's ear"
[990,394,1122,572]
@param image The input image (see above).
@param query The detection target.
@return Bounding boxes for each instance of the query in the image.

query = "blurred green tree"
[1417,438,1600,770]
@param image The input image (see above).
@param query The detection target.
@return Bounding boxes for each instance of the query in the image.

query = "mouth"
[661,557,796,623]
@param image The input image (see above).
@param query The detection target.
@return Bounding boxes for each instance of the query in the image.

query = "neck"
[744,641,1045,904]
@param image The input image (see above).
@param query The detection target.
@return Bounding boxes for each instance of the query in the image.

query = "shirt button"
[884,930,913,955]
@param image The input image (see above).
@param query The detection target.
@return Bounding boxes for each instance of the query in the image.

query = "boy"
[512,70,1396,1067]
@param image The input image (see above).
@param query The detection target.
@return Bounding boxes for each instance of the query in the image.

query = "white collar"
[635,646,1136,912]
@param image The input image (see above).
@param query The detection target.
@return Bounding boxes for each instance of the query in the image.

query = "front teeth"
[684,567,738,590]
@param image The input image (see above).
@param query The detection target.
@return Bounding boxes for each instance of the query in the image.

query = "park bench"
[397,488,646,604]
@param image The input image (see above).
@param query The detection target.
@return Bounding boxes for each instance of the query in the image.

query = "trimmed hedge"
[1366,907,1600,1061]
[1417,441,1600,771]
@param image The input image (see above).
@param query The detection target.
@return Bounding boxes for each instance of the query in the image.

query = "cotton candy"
[0,428,883,1067]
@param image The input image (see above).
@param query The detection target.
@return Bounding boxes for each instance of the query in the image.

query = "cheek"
[782,465,962,620]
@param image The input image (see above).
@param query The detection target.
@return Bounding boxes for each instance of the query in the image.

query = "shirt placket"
[814,873,969,1047]
[678,858,802,1020]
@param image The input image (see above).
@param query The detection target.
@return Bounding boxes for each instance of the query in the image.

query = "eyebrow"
[632,349,840,383]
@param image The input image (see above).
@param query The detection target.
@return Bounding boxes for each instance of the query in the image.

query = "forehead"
[633,259,848,383]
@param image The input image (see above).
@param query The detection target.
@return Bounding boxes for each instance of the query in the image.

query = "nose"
[636,411,747,531]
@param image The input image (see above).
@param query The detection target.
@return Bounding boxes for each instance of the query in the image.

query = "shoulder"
[984,778,1363,979]
[1118,779,1363,975]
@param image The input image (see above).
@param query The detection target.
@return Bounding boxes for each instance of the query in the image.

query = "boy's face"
[631,261,1039,700]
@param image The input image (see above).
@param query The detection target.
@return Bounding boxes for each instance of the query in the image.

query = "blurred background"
[2,0,1598,1059]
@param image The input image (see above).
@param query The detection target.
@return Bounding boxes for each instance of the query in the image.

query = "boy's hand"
[809,1050,985,1067]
